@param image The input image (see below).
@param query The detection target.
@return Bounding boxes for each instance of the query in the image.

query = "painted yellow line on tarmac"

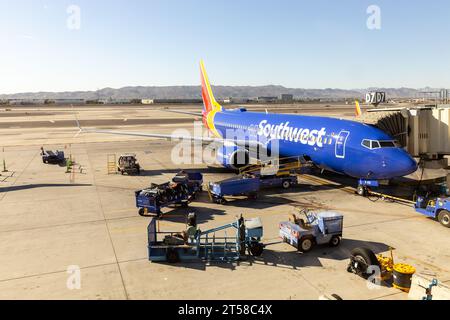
[298,174,356,195]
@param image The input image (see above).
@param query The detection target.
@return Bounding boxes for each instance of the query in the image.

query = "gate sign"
[365,92,386,106]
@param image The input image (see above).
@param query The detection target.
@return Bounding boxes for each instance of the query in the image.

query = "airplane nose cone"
[387,151,418,177]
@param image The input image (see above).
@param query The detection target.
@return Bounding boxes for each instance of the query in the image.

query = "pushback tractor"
[414,196,450,228]
[279,210,343,252]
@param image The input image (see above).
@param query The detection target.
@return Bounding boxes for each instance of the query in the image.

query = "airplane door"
[335,131,350,159]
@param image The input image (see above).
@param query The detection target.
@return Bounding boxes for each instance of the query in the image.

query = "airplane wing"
[159,109,203,117]
[78,125,266,151]
[80,127,217,143]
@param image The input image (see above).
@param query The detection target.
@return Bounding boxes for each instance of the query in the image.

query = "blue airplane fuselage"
[212,109,417,180]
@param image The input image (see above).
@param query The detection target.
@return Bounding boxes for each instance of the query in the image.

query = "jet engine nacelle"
[216,144,250,170]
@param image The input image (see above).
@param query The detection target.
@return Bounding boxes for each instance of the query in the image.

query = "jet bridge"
[359,104,450,186]
[361,104,450,160]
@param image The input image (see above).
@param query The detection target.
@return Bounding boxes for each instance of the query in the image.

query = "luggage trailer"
[136,171,203,216]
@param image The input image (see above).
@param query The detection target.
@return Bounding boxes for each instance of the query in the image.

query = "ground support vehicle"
[279,210,343,252]
[41,149,65,164]
[414,196,450,228]
[147,214,264,263]
[136,172,203,216]
[208,176,260,204]
[118,154,141,175]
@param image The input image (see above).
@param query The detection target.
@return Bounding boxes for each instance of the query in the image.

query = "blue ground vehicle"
[208,176,260,204]
[208,172,298,205]
[41,149,65,164]
[136,171,203,216]
[256,173,298,190]
[172,171,204,195]
[147,214,264,263]
[414,196,450,228]
[280,210,343,252]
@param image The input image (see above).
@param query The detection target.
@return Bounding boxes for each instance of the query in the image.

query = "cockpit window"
[362,139,371,148]
[362,139,397,150]
[371,141,381,149]
[379,141,396,148]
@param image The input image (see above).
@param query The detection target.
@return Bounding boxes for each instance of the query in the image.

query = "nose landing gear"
[356,184,368,196]
[356,179,379,197]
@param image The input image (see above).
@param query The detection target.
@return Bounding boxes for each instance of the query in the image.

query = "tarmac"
[0,103,448,300]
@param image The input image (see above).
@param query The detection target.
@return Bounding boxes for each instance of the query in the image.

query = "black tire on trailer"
[219,198,227,205]
[282,180,291,189]
[166,248,179,264]
[437,210,450,228]
[298,236,315,253]
[138,208,145,217]
[350,247,380,276]
[329,235,341,247]
[249,243,264,256]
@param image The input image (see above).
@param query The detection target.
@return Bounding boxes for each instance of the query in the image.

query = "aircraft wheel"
[438,210,450,228]
[356,185,367,196]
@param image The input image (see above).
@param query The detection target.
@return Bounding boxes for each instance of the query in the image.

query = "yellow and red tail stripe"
[200,60,222,137]
[355,100,362,117]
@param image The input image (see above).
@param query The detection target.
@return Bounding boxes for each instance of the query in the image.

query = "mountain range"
[0,85,434,100]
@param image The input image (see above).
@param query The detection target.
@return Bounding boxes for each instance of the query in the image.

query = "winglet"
[355,100,362,117]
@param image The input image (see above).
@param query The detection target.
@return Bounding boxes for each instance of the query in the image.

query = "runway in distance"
[79,61,418,189]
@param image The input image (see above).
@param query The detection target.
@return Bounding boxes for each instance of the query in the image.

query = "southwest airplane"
[79,61,418,193]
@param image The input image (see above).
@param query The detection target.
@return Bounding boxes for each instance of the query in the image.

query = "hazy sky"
[1,0,450,94]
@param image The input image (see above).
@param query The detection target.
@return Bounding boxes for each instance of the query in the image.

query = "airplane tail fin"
[355,100,362,117]
[200,61,223,131]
